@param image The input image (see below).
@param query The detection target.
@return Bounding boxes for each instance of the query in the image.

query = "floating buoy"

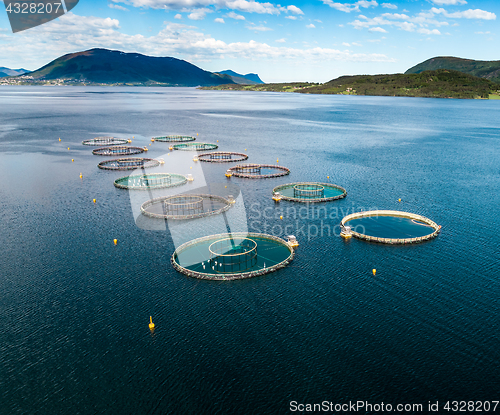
[58,138,61,141]
[67,147,70,150]
[79,173,83,179]
[196,133,199,136]
[71,159,74,162]
[151,138,155,142]
[372,269,376,275]
[398,198,401,202]
[93,199,96,203]
[149,316,155,330]
[113,239,118,245]
[225,185,227,188]
[327,176,329,179]
[280,215,283,220]
[190,166,192,169]
[149,143,151,146]
[245,148,247,151]
[216,140,219,142]
[276,158,279,163]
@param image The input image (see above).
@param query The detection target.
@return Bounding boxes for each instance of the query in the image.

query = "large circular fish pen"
[82,137,130,146]
[141,194,232,220]
[114,173,187,190]
[92,146,145,156]
[273,182,347,202]
[228,164,290,179]
[97,157,160,171]
[171,232,294,280]
[198,151,248,163]
[172,142,218,151]
[340,210,441,244]
[153,135,196,143]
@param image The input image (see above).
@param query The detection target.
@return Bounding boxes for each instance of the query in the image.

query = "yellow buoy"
[149,143,151,146]
[245,149,247,151]
[217,140,219,142]
[276,159,279,163]
[398,198,401,202]
[79,173,83,179]
[93,199,96,203]
[280,215,283,220]
[372,269,376,275]
[71,159,74,162]
[225,185,227,188]
[327,176,329,179]
[149,316,155,330]
[196,133,199,136]
[67,147,70,150]
[113,239,118,245]
[190,166,192,169]
[58,138,61,141]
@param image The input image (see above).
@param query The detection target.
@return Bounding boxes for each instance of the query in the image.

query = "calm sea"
[0,86,499,414]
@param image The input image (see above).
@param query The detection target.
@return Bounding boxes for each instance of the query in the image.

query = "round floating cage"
[228,163,290,179]
[92,146,145,156]
[340,210,441,244]
[198,151,248,163]
[153,135,196,143]
[273,182,347,202]
[82,137,129,146]
[114,173,187,190]
[171,232,294,280]
[141,194,232,220]
[172,142,218,151]
[97,157,160,171]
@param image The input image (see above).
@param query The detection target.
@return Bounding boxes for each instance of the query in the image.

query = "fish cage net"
[114,173,187,190]
[141,194,232,220]
[208,237,258,273]
[293,184,325,199]
[272,182,347,202]
[92,146,145,156]
[97,157,160,171]
[82,137,129,146]
[198,152,248,163]
[153,135,196,142]
[228,164,290,179]
[172,143,218,151]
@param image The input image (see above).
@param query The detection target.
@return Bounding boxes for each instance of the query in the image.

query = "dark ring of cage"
[153,135,196,142]
[164,195,204,216]
[198,151,248,163]
[97,157,160,170]
[114,173,187,190]
[172,142,218,151]
[293,184,325,198]
[208,237,258,274]
[92,146,145,156]
[82,137,129,146]
[228,163,290,178]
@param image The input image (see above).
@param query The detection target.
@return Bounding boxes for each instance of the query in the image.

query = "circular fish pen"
[228,164,290,179]
[340,210,441,244]
[273,182,347,202]
[172,142,218,151]
[171,232,294,280]
[141,194,232,220]
[97,157,160,171]
[92,146,145,156]
[82,137,129,146]
[114,173,187,190]
[153,135,196,143]
[198,151,248,163]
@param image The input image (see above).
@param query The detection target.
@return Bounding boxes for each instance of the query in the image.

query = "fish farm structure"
[152,135,196,143]
[171,232,294,280]
[92,146,145,156]
[272,182,347,203]
[141,194,233,220]
[227,164,290,179]
[114,173,187,190]
[97,157,160,171]
[198,151,248,163]
[172,142,218,151]
[340,210,441,244]
[82,137,130,146]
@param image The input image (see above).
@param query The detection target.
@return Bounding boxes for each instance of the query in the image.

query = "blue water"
[347,216,435,239]
[1,86,499,414]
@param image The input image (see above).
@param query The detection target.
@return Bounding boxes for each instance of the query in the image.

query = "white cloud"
[430,7,496,20]
[474,31,490,34]
[109,4,129,10]
[306,23,316,28]
[226,11,245,19]
[352,41,362,46]
[418,28,441,35]
[247,24,272,31]
[174,13,182,18]
[285,16,297,20]
[321,0,378,13]
[275,38,286,42]
[381,2,396,9]
[214,17,225,22]
[188,8,211,19]
[342,42,350,46]
[287,5,303,15]
[369,26,387,32]
[431,0,466,5]
[315,19,323,23]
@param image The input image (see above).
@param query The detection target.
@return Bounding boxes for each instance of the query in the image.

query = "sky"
[0,0,498,82]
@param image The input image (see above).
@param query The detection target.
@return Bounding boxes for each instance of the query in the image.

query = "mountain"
[0,67,30,77]
[24,48,234,86]
[405,57,500,84]
[217,70,264,84]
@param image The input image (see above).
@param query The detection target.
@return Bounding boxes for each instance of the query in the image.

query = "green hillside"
[406,57,500,84]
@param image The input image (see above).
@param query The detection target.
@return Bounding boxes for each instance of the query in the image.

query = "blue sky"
[0,0,498,82]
